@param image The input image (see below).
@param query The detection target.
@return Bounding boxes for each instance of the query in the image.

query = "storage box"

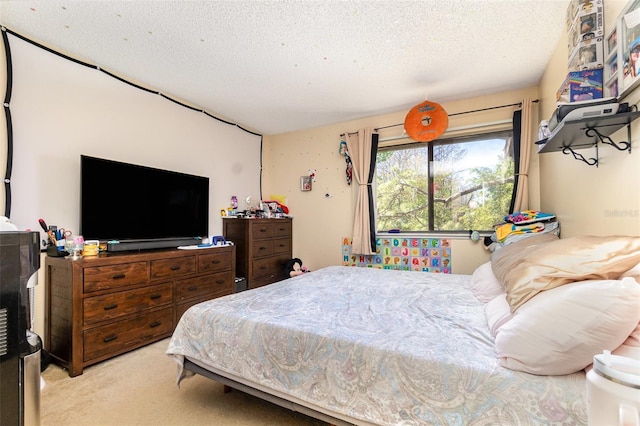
[566,0,604,70]
[569,37,604,71]
[556,68,604,102]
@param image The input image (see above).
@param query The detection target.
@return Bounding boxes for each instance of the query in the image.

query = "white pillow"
[471,262,504,303]
[621,262,640,283]
[495,277,640,375]
[485,294,512,337]
[613,321,640,360]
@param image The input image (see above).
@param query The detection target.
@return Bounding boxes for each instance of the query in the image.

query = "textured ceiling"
[0,0,568,135]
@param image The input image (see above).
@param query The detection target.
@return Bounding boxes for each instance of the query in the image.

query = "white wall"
[1,33,263,238]
[0,33,263,339]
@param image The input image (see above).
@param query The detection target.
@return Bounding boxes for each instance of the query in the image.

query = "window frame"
[375,128,515,234]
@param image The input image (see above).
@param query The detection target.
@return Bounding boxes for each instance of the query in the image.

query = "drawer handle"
[277,244,286,248]
[211,259,222,264]
[259,265,267,270]
[170,265,181,271]
[103,335,118,343]
[258,246,267,251]
[150,294,162,300]
[104,304,118,310]
[259,228,267,233]
[112,273,126,279]
[150,321,162,328]
[215,279,225,285]
[188,286,198,291]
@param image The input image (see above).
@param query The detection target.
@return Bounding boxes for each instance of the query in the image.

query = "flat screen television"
[80,155,209,251]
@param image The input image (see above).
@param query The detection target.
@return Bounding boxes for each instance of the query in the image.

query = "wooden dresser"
[45,245,235,376]
[223,218,292,289]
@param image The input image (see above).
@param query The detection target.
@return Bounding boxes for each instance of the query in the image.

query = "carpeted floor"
[40,338,328,426]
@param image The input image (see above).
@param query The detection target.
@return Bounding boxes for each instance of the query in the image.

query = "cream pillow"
[471,262,504,303]
[492,235,640,312]
[495,277,640,375]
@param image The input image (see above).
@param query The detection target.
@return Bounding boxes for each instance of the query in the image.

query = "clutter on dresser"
[38,218,70,257]
[223,196,291,219]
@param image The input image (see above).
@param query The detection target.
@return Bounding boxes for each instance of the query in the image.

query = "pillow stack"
[471,234,640,375]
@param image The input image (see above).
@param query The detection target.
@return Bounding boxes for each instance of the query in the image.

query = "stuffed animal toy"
[285,258,309,277]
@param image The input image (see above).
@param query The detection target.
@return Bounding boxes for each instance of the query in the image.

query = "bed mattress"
[167,265,586,425]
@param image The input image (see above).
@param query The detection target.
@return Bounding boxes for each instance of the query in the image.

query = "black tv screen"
[80,155,209,243]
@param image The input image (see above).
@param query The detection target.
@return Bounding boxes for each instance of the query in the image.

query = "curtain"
[346,128,379,255]
[509,97,533,213]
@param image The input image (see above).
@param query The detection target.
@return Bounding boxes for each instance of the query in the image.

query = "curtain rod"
[378,119,513,143]
[371,99,540,132]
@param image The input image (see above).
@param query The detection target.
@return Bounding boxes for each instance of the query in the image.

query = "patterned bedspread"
[167,266,586,425]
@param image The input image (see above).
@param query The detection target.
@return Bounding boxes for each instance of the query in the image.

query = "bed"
[166,235,640,425]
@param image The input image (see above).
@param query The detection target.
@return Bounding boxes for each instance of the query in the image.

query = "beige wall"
[263,87,540,275]
[264,0,640,275]
[538,0,640,237]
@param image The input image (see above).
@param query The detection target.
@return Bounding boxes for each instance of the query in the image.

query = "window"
[376,130,514,232]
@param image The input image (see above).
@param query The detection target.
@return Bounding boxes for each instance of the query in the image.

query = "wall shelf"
[536,111,640,167]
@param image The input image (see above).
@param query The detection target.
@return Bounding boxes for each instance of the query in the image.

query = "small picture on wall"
[606,79,619,98]
[300,176,312,192]
[621,0,640,93]
[607,28,617,55]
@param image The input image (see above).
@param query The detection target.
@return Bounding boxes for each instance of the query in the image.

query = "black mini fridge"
[0,231,41,426]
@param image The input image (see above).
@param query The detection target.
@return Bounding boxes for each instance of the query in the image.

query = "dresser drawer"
[251,222,274,239]
[251,256,287,280]
[83,283,173,325]
[272,237,291,255]
[273,220,292,237]
[175,271,233,303]
[198,250,232,274]
[151,256,196,279]
[251,239,274,258]
[83,307,173,362]
[83,262,149,293]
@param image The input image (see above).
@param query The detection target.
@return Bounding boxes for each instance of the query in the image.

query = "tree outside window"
[376,130,514,232]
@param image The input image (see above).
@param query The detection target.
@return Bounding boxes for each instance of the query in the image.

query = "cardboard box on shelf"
[556,68,604,103]
[566,0,604,67]
[568,38,604,71]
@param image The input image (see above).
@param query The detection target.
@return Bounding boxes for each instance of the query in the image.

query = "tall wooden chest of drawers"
[45,245,235,376]
[223,218,292,289]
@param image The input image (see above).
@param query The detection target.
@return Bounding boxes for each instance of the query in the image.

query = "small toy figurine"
[285,258,309,277]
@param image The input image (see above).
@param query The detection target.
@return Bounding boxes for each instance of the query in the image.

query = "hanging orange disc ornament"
[404,100,449,142]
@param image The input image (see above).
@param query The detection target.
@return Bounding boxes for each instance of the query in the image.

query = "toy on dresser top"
[178,235,233,250]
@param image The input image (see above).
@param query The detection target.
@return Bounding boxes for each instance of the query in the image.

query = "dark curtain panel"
[509,110,522,214]
[366,133,379,251]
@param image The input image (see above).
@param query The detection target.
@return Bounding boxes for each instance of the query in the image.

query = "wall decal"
[342,237,451,273]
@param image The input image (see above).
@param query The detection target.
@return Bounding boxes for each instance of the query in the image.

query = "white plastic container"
[587,351,640,426]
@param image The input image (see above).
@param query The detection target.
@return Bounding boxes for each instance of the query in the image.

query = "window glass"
[376,130,514,232]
